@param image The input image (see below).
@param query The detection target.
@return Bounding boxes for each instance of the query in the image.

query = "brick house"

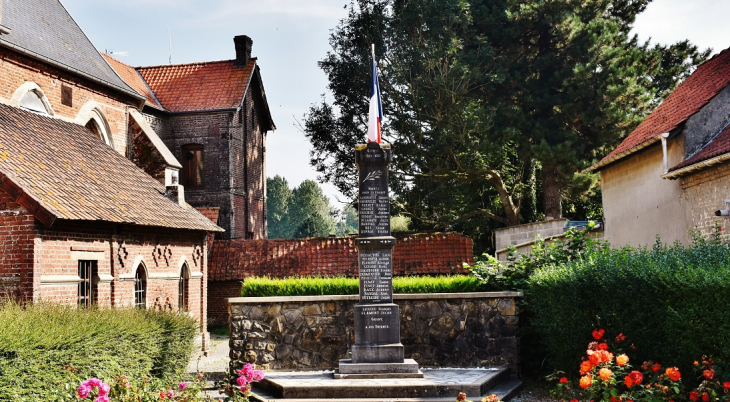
[104,36,275,240]
[587,48,730,246]
[0,0,223,340]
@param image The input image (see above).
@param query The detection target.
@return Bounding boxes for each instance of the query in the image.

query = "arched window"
[178,263,189,312]
[134,264,147,309]
[11,82,55,116]
[76,102,114,148]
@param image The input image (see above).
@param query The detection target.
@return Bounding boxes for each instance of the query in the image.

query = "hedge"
[526,236,730,376]
[0,303,198,401]
[240,275,485,297]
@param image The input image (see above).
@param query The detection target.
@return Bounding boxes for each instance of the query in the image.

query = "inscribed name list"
[359,249,393,304]
[359,170,390,237]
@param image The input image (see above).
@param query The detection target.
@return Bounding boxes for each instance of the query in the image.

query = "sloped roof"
[588,48,730,172]
[662,121,730,178]
[0,0,143,101]
[102,53,163,110]
[136,59,255,112]
[0,103,223,232]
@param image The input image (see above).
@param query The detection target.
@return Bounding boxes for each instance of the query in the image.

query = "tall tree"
[289,180,337,238]
[266,175,294,238]
[303,0,708,234]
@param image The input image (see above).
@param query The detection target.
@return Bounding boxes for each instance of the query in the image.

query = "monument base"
[335,358,422,378]
[351,343,404,363]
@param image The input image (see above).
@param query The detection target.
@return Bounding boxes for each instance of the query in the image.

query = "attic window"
[19,91,50,115]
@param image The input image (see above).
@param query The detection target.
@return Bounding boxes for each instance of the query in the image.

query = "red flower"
[724,382,730,390]
[665,367,681,382]
[597,343,609,351]
[580,360,594,375]
[589,353,601,366]
[703,369,715,380]
[624,371,643,388]
[690,392,699,401]
[651,363,661,373]
[615,333,626,343]
[457,392,467,401]
[559,377,569,384]
[571,400,579,402]
[702,393,709,402]
[592,329,605,340]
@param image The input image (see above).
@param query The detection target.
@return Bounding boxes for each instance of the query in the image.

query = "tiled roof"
[590,48,730,171]
[0,0,142,101]
[0,103,223,232]
[137,59,255,112]
[668,122,730,173]
[102,54,163,110]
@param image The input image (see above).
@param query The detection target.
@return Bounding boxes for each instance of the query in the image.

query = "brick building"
[0,0,223,339]
[104,36,275,240]
[587,48,730,246]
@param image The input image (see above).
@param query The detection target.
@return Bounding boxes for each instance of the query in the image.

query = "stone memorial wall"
[228,292,522,374]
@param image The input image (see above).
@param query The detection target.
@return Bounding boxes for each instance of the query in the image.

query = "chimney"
[234,35,253,67]
[165,184,186,207]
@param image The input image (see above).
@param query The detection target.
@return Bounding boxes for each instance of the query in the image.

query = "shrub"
[0,302,198,401]
[527,234,730,376]
[240,275,485,297]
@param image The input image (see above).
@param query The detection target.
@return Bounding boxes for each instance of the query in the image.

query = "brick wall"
[0,48,138,156]
[681,161,730,239]
[0,187,35,301]
[206,232,473,326]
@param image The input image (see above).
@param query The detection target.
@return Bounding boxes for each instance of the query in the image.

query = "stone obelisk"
[336,141,420,378]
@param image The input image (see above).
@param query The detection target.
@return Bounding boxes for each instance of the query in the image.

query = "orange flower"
[665,367,681,382]
[599,368,613,381]
[595,350,614,364]
[592,329,605,340]
[597,343,609,351]
[624,371,643,388]
[580,374,593,389]
[616,354,629,366]
[703,369,715,380]
[589,353,601,366]
[580,360,594,375]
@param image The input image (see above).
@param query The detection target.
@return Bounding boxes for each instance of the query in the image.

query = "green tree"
[289,180,337,238]
[336,204,359,236]
[303,0,708,234]
[266,175,294,238]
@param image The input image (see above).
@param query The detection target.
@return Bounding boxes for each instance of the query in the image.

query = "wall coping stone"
[228,291,523,304]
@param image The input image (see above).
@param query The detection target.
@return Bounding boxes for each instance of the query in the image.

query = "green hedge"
[527,236,730,376]
[240,275,485,297]
[0,303,198,401]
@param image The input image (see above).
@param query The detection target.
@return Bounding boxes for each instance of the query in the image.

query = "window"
[78,260,98,309]
[182,145,204,188]
[19,90,50,115]
[86,119,103,141]
[178,263,189,312]
[134,265,147,309]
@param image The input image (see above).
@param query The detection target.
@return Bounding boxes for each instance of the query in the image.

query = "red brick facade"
[206,233,473,325]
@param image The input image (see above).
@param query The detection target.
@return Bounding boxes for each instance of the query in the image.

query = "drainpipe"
[661,132,670,174]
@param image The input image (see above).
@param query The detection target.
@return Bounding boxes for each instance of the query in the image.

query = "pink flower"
[98,383,110,397]
[78,384,91,399]
[87,378,102,388]
[237,375,250,387]
[94,396,109,402]
[179,381,188,391]
[238,363,255,380]
[252,370,265,382]
[166,389,175,399]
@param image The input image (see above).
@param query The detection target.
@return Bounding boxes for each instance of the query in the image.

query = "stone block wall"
[228,292,521,374]
[494,219,567,252]
[682,161,730,239]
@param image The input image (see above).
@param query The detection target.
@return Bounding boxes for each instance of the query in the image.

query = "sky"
[61,0,730,208]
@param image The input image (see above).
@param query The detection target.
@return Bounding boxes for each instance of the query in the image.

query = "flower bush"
[219,363,266,401]
[455,391,501,402]
[550,329,728,402]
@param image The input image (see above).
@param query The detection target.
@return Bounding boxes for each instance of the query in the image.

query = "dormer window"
[11,82,54,117]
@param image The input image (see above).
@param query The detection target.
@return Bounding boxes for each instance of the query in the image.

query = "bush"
[0,303,198,401]
[527,234,730,377]
[240,275,485,297]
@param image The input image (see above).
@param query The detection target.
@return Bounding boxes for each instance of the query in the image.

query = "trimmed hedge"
[0,303,198,401]
[527,236,730,376]
[240,275,484,297]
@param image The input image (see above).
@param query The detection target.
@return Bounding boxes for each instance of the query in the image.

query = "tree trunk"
[542,162,562,221]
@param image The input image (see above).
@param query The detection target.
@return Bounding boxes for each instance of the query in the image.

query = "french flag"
[367,46,383,143]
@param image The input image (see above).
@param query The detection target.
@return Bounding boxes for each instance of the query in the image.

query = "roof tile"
[0,103,223,232]
[102,54,164,110]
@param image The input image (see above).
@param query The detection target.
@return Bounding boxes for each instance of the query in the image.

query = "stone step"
[250,367,518,400]
[249,377,522,402]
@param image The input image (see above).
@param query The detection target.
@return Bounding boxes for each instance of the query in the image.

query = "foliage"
[527,234,730,377]
[335,204,359,236]
[266,177,338,238]
[548,330,730,402]
[240,275,485,297]
[303,0,708,236]
[390,215,411,232]
[0,303,197,401]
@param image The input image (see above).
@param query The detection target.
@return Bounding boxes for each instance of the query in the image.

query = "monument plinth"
[337,141,421,378]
